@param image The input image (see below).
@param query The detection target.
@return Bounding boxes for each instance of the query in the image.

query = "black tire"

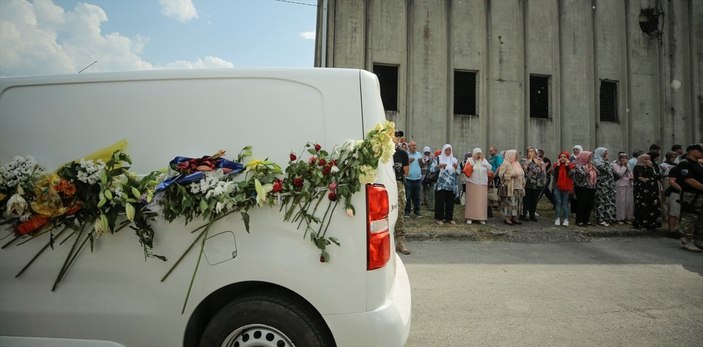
[199,290,335,347]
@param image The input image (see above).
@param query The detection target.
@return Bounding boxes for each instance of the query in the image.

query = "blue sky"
[0,0,318,77]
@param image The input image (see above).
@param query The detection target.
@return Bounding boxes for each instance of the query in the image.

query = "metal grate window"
[529,75,550,119]
[373,64,398,111]
[454,70,477,116]
[599,80,618,122]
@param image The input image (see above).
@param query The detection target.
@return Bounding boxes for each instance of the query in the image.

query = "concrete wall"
[317,0,702,157]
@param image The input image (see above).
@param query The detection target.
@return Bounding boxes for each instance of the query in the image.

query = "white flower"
[330,165,339,174]
[5,193,28,217]
[346,208,354,217]
[358,165,377,184]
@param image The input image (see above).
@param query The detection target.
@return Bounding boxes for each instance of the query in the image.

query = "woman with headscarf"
[573,151,598,226]
[552,151,575,226]
[463,148,493,224]
[570,145,583,163]
[430,144,459,224]
[497,149,526,225]
[520,146,547,222]
[632,153,662,230]
[611,152,634,224]
[593,147,616,226]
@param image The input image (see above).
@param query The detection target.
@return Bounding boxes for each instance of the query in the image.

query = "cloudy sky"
[0,0,318,77]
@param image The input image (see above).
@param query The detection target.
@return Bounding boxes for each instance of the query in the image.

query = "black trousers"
[575,186,596,224]
[522,188,541,218]
[434,189,455,221]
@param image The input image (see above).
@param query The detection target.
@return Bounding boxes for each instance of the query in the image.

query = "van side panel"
[0,70,387,345]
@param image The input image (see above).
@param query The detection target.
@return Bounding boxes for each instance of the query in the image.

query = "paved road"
[400,237,703,346]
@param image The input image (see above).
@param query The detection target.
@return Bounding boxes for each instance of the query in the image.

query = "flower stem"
[160,227,208,282]
[181,218,213,314]
[16,226,69,278]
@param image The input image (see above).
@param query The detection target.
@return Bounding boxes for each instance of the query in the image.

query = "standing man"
[393,130,411,255]
[675,144,703,252]
[421,146,435,209]
[405,141,424,218]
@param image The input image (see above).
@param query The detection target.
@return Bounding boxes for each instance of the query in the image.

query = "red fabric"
[554,151,575,192]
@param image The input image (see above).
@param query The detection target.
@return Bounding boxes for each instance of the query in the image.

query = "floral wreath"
[0,121,395,311]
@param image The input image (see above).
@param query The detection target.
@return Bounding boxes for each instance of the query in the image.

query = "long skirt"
[614,184,634,221]
[465,183,488,221]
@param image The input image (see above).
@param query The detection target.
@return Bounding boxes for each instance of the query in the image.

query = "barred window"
[600,80,618,122]
[529,75,550,119]
[373,64,398,111]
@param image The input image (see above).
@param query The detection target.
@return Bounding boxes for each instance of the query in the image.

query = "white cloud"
[159,0,198,23]
[164,56,234,69]
[300,31,315,40]
[0,0,232,77]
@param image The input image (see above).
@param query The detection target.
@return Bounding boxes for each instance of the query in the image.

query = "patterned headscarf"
[577,151,597,186]
[503,149,524,175]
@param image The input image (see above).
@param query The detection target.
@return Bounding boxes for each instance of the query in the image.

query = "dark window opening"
[454,70,477,115]
[530,75,550,119]
[600,80,618,122]
[373,64,398,111]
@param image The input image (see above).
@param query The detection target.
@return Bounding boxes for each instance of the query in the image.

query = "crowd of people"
[391,131,703,256]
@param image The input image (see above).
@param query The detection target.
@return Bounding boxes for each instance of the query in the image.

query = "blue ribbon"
[155,156,245,192]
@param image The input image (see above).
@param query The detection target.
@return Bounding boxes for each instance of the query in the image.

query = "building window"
[599,80,618,122]
[529,75,550,119]
[373,64,398,111]
[454,70,477,116]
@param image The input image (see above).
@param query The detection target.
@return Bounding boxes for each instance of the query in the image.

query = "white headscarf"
[471,148,483,168]
[439,144,458,173]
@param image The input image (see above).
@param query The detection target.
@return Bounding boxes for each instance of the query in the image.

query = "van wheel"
[199,291,334,347]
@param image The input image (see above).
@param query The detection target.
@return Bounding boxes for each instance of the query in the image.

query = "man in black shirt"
[393,130,410,255]
[675,144,703,252]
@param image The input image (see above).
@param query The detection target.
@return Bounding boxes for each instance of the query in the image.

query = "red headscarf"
[554,151,574,192]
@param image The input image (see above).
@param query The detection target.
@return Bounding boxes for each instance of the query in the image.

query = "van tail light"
[366,183,390,270]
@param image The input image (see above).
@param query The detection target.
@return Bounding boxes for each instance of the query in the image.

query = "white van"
[0,69,411,347]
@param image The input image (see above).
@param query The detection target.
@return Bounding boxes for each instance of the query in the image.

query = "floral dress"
[632,165,661,229]
[594,162,616,224]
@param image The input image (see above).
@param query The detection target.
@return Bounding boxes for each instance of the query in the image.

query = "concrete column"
[487,0,525,152]
[450,0,487,155]
[407,0,449,150]
[560,0,596,151]
[331,0,366,68]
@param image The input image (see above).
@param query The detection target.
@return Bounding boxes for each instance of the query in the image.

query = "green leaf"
[199,199,209,214]
[241,212,250,233]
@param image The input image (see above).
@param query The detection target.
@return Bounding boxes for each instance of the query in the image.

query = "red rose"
[308,156,317,165]
[293,177,304,188]
[318,158,327,166]
[272,179,283,193]
[328,191,338,201]
[290,153,297,162]
[328,182,337,191]
[322,166,331,175]
[314,144,322,152]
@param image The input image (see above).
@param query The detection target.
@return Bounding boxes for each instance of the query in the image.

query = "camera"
[394,130,404,138]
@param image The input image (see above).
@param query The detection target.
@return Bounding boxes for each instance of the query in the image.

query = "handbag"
[487,186,499,202]
[423,170,438,185]
[422,158,440,184]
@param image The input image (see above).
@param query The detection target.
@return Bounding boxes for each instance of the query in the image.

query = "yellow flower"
[254,179,273,207]
[245,159,264,172]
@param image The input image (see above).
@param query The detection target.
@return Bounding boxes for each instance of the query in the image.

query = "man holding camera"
[393,130,411,255]
[675,144,703,252]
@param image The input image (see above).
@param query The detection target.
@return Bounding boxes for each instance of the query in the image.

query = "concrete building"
[315,0,702,158]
